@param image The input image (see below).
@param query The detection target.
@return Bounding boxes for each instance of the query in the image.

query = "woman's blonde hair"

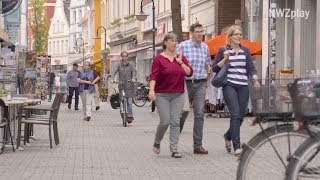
[226,25,243,46]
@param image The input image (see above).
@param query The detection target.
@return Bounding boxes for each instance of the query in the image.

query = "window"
[129,0,134,15]
[53,41,55,54]
[79,10,82,22]
[53,23,55,33]
[61,40,64,54]
[61,22,64,31]
[65,40,68,53]
[73,11,77,23]
[48,42,51,54]
[73,35,77,47]
[79,34,82,39]
[113,0,119,19]
[165,0,171,11]
[159,0,165,14]
[141,3,154,32]
[56,41,59,55]
[57,20,60,32]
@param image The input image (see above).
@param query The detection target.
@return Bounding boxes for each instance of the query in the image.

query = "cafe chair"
[0,99,15,153]
[16,93,63,149]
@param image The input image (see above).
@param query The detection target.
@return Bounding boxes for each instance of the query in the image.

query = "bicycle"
[132,82,149,107]
[285,78,320,180]
[236,79,310,180]
[113,81,132,127]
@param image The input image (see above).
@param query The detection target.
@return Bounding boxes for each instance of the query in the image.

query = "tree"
[29,0,49,53]
[171,0,183,42]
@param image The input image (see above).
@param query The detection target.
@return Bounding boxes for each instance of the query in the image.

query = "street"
[0,101,260,180]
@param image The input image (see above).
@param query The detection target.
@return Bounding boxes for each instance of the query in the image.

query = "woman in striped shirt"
[212,25,260,156]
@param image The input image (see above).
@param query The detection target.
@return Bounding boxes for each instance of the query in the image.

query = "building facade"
[68,0,87,66]
[48,0,70,73]
[258,0,320,79]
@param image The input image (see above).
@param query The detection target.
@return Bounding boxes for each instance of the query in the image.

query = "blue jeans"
[186,81,206,148]
[49,84,53,101]
[223,82,249,150]
[126,97,133,117]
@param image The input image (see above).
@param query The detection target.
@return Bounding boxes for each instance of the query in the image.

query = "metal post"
[152,0,155,58]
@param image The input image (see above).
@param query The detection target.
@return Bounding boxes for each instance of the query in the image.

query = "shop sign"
[1,0,22,16]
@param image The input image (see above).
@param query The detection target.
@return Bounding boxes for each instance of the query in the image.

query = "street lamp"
[94,26,108,88]
[75,37,85,64]
[135,0,155,58]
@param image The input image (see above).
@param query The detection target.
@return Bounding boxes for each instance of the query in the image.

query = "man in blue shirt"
[177,23,211,154]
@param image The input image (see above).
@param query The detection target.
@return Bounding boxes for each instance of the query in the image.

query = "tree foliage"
[171,0,183,42]
[29,0,49,53]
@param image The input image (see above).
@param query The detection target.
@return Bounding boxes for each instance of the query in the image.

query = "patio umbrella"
[204,34,262,56]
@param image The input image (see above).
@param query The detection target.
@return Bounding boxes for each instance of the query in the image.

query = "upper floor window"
[73,11,77,23]
[79,10,82,23]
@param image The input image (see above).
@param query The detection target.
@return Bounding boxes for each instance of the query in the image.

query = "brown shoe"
[194,146,208,154]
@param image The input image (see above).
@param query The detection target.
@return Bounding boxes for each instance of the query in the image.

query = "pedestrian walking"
[60,69,68,103]
[54,73,61,94]
[176,23,211,154]
[212,25,260,156]
[67,63,80,110]
[77,62,100,121]
[146,75,156,113]
[90,64,100,110]
[149,33,193,158]
[110,51,137,124]
[48,70,55,102]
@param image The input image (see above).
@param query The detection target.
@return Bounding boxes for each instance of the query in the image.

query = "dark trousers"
[68,87,79,108]
[49,84,53,100]
[223,82,249,150]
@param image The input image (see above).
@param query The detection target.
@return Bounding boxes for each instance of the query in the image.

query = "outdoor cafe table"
[0,97,41,149]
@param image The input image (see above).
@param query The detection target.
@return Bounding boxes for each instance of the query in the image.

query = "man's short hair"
[73,63,78,67]
[190,23,203,32]
[121,51,128,57]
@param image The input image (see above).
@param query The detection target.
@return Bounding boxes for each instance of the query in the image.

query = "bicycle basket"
[249,79,293,116]
[288,78,320,118]
[110,93,120,109]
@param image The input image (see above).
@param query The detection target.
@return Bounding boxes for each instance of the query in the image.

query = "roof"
[63,0,71,24]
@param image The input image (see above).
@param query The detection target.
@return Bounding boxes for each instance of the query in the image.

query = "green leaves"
[29,0,49,53]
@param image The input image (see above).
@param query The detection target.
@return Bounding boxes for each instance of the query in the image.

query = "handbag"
[211,62,229,88]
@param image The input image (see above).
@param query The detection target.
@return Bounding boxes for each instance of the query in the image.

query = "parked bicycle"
[285,78,320,180]
[132,82,149,107]
[236,79,310,180]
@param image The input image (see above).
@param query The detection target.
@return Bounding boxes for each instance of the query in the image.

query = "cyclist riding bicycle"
[110,51,137,123]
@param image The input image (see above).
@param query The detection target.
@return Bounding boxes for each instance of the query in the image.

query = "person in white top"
[54,73,61,94]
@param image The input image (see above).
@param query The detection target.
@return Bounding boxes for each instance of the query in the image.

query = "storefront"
[260,0,320,79]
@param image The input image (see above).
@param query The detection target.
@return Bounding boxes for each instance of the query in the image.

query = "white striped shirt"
[227,49,248,85]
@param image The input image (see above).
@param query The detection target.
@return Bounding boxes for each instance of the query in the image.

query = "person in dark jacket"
[110,51,137,123]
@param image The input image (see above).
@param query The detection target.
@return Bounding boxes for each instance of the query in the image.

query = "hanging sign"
[1,0,22,16]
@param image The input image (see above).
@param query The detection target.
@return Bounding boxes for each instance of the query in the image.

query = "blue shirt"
[176,40,211,80]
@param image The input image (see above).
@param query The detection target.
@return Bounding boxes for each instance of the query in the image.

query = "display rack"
[0,67,18,95]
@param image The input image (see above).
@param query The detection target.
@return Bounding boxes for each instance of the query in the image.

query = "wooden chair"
[0,99,15,153]
[16,93,63,149]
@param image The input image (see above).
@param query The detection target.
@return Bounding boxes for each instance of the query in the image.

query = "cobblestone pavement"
[0,100,261,180]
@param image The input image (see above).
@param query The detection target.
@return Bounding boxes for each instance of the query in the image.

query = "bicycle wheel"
[122,98,128,127]
[132,89,147,107]
[237,124,309,180]
[285,135,320,180]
